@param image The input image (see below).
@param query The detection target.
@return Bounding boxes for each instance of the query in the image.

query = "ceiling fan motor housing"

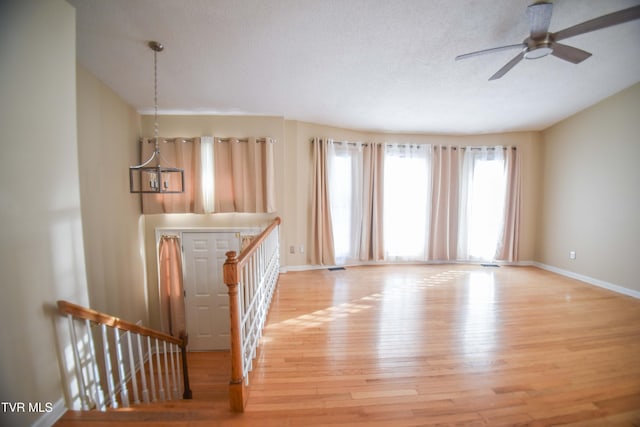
[524,36,554,59]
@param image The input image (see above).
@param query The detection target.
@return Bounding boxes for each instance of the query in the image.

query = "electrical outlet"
[289,245,295,254]
[569,251,576,260]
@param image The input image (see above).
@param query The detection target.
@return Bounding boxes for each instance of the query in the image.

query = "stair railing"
[57,300,192,411]
[224,216,281,412]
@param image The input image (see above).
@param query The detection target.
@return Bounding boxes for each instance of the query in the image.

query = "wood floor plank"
[56,265,640,426]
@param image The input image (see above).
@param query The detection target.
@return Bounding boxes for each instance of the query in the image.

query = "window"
[327,143,363,264]
[141,137,275,214]
[383,144,431,261]
[458,147,507,260]
[315,140,518,265]
[201,136,215,213]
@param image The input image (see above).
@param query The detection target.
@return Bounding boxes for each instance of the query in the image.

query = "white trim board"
[533,262,640,299]
[33,398,66,427]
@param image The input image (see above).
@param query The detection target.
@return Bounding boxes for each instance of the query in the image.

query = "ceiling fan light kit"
[524,38,553,60]
[456,2,640,80]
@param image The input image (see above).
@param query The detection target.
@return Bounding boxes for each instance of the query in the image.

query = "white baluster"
[253,254,259,298]
[169,343,178,399]
[146,336,157,402]
[173,343,183,397]
[126,331,140,404]
[101,324,118,408]
[163,341,171,400]
[114,328,129,407]
[84,319,105,411]
[67,314,89,410]
[136,334,149,403]
[155,338,165,401]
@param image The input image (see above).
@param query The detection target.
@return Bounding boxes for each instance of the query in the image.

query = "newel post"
[224,250,247,412]
[179,333,193,399]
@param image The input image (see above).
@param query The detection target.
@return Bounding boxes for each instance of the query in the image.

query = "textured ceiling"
[69,0,640,135]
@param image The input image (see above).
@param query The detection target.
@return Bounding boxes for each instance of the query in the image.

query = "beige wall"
[76,64,149,323]
[538,83,640,293]
[0,1,87,425]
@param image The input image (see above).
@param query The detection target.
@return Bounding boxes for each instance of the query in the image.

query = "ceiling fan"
[455,2,640,80]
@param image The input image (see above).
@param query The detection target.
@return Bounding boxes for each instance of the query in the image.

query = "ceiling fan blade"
[554,5,640,41]
[489,51,525,80]
[551,42,592,64]
[527,1,554,39]
[455,43,525,61]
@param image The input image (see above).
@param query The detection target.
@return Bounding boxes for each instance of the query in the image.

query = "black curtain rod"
[442,146,517,151]
[139,137,197,143]
[216,137,272,143]
[311,140,422,147]
[140,137,273,143]
[160,234,180,240]
[311,139,367,146]
[311,139,517,150]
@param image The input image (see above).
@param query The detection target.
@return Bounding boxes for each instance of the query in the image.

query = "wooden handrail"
[58,300,183,346]
[236,216,281,267]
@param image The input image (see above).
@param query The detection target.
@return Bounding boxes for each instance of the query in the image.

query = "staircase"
[55,216,282,422]
[57,300,192,413]
[55,351,231,426]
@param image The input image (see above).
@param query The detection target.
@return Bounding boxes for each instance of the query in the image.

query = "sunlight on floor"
[265,300,375,332]
[263,269,469,334]
[264,266,500,363]
[462,270,497,358]
[416,269,470,288]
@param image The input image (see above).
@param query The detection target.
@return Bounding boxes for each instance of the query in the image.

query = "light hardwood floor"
[56,265,640,426]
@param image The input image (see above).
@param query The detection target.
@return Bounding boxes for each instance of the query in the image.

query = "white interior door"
[182,232,239,350]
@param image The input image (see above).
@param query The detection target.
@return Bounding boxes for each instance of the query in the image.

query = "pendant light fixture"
[129,41,184,193]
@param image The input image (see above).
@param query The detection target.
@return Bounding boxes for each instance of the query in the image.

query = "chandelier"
[129,41,184,193]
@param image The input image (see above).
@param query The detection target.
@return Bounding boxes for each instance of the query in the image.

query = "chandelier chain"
[153,48,159,148]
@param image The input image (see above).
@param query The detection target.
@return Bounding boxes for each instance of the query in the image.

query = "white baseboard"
[533,262,640,299]
[281,264,328,272]
[32,398,66,427]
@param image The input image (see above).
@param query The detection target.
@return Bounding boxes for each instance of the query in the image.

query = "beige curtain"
[214,137,276,213]
[360,143,385,261]
[310,137,336,265]
[158,235,185,338]
[496,147,521,261]
[141,137,203,213]
[429,146,460,261]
